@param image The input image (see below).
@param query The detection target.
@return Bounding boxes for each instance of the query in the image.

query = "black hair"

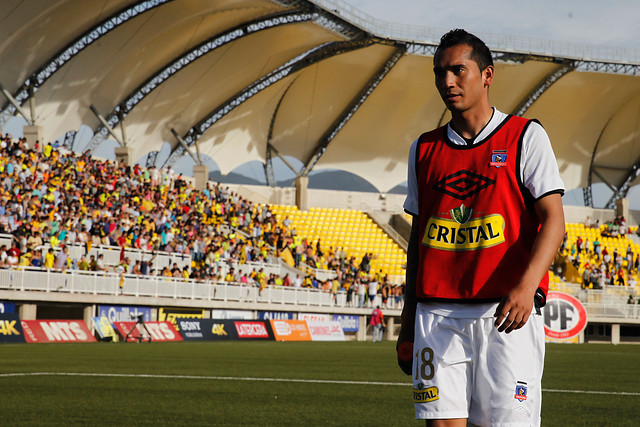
[434,29,493,71]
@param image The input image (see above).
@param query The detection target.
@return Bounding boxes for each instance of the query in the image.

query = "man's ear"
[483,65,495,87]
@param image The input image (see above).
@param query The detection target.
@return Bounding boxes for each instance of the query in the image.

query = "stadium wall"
[3,284,640,344]
[2,290,398,342]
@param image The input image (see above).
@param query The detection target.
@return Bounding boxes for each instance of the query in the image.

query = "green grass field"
[1,341,639,426]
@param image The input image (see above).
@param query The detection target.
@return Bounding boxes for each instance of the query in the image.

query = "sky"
[345,0,640,49]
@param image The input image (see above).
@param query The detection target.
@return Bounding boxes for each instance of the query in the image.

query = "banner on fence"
[21,320,96,343]
[176,319,274,341]
[332,314,360,332]
[307,321,346,341]
[113,321,183,342]
[234,321,273,340]
[176,318,232,341]
[543,291,587,343]
[0,302,16,313]
[211,310,253,320]
[258,311,294,320]
[0,313,26,343]
[298,313,331,323]
[98,305,152,323]
[270,320,311,341]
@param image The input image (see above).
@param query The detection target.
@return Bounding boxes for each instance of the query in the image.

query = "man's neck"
[450,105,494,140]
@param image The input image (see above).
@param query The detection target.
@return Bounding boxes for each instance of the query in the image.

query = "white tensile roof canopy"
[1,0,640,207]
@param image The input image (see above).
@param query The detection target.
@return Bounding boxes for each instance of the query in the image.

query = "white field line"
[1,372,639,396]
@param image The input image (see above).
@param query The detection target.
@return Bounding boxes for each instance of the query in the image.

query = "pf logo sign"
[543,292,587,340]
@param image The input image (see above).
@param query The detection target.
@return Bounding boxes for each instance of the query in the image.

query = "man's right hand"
[396,302,416,376]
[396,340,413,375]
[397,217,419,376]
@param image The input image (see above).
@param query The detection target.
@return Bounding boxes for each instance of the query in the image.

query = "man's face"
[433,44,493,113]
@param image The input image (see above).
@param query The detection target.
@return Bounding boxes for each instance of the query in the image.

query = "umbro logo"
[433,170,495,200]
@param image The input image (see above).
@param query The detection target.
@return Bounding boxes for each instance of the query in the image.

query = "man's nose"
[443,71,455,88]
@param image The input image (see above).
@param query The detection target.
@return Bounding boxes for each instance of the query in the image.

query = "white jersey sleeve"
[521,122,565,200]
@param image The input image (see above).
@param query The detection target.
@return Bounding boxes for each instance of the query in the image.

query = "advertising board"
[269,320,311,341]
[176,319,273,341]
[93,316,118,342]
[113,321,183,342]
[0,313,26,343]
[21,320,96,343]
[234,321,273,340]
[332,314,360,332]
[307,321,346,341]
[211,310,253,320]
[97,305,152,323]
[543,291,588,342]
[0,302,16,313]
[258,311,293,320]
[299,313,330,323]
[176,318,235,341]
[159,307,205,331]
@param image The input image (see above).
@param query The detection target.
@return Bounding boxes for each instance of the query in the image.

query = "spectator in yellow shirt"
[44,248,55,269]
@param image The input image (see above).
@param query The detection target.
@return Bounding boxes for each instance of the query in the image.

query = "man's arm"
[493,193,565,333]
[397,216,420,375]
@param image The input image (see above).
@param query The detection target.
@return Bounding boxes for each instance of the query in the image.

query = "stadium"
[1,0,640,425]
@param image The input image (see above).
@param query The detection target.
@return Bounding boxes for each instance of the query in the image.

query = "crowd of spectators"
[560,216,639,289]
[583,215,629,238]
[0,134,404,307]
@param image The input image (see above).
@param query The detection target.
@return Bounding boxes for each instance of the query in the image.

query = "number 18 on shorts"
[412,304,544,426]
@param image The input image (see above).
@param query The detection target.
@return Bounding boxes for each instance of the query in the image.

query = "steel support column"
[89,105,125,147]
[264,146,277,187]
[0,84,33,125]
[145,151,159,168]
[62,130,77,150]
[170,128,200,166]
[85,10,314,153]
[162,37,384,168]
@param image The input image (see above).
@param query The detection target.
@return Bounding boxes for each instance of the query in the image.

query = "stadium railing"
[1,266,637,317]
[0,267,354,307]
[547,283,640,320]
[583,302,635,319]
[0,233,13,248]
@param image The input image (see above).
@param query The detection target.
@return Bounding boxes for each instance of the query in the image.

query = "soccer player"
[397,29,565,426]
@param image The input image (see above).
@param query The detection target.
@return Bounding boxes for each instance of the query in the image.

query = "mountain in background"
[209,170,407,194]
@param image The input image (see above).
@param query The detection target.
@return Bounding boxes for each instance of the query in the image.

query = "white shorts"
[413,302,544,426]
